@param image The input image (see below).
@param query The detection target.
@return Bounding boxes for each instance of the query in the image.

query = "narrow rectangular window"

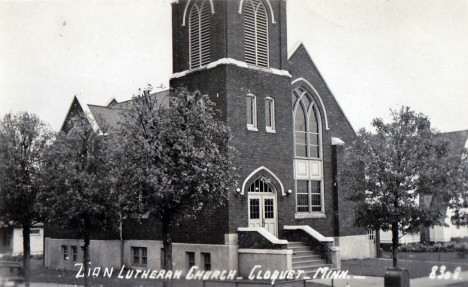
[201,252,211,271]
[310,181,322,211]
[132,247,140,265]
[62,245,68,261]
[186,252,195,270]
[141,247,147,265]
[30,229,40,235]
[71,246,78,262]
[249,198,260,219]
[265,98,275,132]
[296,180,309,212]
[246,94,257,131]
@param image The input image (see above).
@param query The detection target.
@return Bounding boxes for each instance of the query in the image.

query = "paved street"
[29,271,468,287]
[310,271,468,287]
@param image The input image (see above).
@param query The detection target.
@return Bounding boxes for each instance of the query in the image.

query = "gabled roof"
[60,90,171,134]
[288,41,357,136]
[439,130,468,156]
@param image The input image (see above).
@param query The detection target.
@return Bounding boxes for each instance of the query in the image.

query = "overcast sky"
[0,0,467,133]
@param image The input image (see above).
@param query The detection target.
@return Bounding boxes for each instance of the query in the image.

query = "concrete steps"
[288,241,331,276]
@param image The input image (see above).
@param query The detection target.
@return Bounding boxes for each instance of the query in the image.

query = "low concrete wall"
[45,237,237,274]
[238,249,292,277]
[44,238,120,271]
[336,235,369,260]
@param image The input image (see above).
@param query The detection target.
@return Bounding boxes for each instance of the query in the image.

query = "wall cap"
[238,248,292,255]
[237,227,289,245]
[283,225,334,242]
[170,58,292,79]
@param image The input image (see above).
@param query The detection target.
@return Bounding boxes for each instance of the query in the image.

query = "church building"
[44,0,372,276]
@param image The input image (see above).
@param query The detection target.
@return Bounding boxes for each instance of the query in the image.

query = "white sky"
[0,0,467,132]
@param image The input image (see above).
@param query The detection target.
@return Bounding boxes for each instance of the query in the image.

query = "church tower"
[170,0,294,238]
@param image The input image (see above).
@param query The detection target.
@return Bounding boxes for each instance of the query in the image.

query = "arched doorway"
[247,176,278,236]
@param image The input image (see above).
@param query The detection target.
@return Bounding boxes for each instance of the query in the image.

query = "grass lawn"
[28,259,327,287]
[341,256,467,279]
[383,251,468,264]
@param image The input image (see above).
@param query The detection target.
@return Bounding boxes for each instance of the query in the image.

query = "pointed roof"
[439,130,468,156]
[60,90,171,134]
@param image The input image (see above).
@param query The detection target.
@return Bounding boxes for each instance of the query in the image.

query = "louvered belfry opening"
[189,0,211,69]
[244,0,269,67]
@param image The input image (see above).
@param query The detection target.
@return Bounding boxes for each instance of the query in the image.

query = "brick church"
[45,0,372,276]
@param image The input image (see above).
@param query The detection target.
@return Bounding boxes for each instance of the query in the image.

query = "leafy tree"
[40,115,115,287]
[0,112,53,286]
[113,88,236,275]
[448,149,468,227]
[340,107,463,268]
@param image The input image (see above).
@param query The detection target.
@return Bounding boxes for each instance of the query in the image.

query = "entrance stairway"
[288,241,332,276]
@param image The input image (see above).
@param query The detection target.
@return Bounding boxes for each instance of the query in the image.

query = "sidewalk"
[309,271,468,287]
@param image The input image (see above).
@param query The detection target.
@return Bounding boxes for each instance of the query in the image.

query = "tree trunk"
[391,222,399,268]
[22,222,31,287]
[375,228,382,258]
[162,219,173,287]
[83,235,90,287]
[119,213,124,268]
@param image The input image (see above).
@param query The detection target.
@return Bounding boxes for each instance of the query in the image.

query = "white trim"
[238,249,292,255]
[288,40,304,60]
[182,0,215,27]
[237,227,288,244]
[241,166,285,196]
[74,96,103,135]
[170,58,291,79]
[331,137,345,146]
[289,44,357,134]
[247,191,278,237]
[292,78,329,130]
[105,97,117,107]
[294,213,326,219]
[246,93,257,131]
[283,225,334,242]
[238,0,276,23]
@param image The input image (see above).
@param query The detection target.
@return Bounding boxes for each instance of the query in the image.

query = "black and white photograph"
[0,1,467,287]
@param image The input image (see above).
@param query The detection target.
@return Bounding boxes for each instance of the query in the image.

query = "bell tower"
[170,0,288,76]
[170,0,294,236]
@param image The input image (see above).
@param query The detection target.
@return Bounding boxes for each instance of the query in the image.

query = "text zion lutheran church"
[44,0,373,276]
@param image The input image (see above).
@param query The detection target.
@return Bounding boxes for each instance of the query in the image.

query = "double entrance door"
[248,194,277,237]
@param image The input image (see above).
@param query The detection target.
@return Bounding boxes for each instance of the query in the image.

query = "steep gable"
[288,43,356,144]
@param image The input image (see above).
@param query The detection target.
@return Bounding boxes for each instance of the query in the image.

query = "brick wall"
[288,44,366,237]
[172,0,287,73]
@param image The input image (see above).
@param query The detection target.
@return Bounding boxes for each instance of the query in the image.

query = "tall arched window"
[244,0,269,67]
[293,87,321,158]
[189,0,211,69]
[292,87,324,214]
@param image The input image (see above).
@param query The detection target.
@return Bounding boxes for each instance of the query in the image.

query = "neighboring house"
[44,0,371,276]
[379,130,468,247]
[379,231,420,245]
[0,224,44,256]
[425,130,468,243]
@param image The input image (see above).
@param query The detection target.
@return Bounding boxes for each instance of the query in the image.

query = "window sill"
[247,126,258,132]
[266,129,276,133]
[295,213,326,219]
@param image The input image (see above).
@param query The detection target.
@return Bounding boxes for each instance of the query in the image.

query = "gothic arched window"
[189,0,211,69]
[292,87,324,214]
[293,87,321,158]
[244,0,269,67]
